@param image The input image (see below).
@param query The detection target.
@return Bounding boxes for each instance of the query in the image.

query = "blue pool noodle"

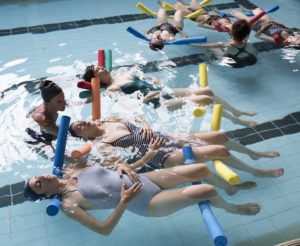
[46,115,71,216]
[182,145,228,246]
[126,26,207,45]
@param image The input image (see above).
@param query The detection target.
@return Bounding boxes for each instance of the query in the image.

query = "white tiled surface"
[0,0,300,245]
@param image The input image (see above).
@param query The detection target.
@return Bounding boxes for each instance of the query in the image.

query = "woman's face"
[71,121,96,139]
[49,92,66,111]
[29,174,58,196]
[93,66,112,86]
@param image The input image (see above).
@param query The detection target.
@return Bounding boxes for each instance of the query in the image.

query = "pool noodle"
[126,26,207,45]
[79,90,92,99]
[211,104,240,185]
[182,145,228,246]
[98,50,105,67]
[71,143,92,159]
[162,0,212,11]
[92,77,100,121]
[248,5,279,24]
[199,63,208,88]
[77,81,92,90]
[46,115,71,216]
[105,49,112,71]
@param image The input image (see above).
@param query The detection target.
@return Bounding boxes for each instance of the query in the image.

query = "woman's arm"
[189,42,229,48]
[254,21,275,42]
[62,182,142,235]
[130,137,165,170]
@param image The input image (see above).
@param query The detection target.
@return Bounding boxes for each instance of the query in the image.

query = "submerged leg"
[224,138,280,160]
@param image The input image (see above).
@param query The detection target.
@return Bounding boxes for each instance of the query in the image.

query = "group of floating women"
[24,0,298,244]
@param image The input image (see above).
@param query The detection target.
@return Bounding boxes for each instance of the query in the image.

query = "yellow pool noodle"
[136,2,158,16]
[213,160,240,185]
[199,0,213,6]
[161,2,176,11]
[211,104,240,185]
[199,63,208,88]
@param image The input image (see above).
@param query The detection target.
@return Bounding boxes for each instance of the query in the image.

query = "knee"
[196,163,210,177]
[214,145,230,157]
[215,131,229,143]
[200,184,218,198]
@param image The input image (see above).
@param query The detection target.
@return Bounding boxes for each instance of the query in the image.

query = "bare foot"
[226,181,257,196]
[229,202,261,215]
[250,151,280,160]
[254,168,284,178]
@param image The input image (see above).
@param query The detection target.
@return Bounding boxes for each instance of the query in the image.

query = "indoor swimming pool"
[0,0,300,245]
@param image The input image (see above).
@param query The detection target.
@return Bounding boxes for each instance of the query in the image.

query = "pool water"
[0,0,300,245]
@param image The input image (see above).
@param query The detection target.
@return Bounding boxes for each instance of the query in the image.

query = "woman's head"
[149,32,165,51]
[231,19,251,42]
[40,80,66,111]
[24,174,58,202]
[82,65,112,87]
[69,121,97,139]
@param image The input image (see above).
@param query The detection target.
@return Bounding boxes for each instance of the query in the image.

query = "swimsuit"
[148,23,180,36]
[120,75,174,108]
[26,108,57,143]
[225,43,257,68]
[253,21,293,45]
[76,166,161,216]
[102,120,178,172]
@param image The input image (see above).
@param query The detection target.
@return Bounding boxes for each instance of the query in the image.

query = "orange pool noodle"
[91,77,100,121]
[71,143,92,159]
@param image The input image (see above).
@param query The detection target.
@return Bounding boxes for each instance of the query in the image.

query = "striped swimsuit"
[103,120,178,172]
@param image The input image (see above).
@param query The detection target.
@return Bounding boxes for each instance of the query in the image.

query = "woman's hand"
[121,182,143,204]
[148,137,166,151]
[139,124,154,140]
[116,163,140,183]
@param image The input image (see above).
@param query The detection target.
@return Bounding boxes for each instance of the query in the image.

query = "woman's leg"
[224,138,280,159]
[164,146,284,178]
[157,8,168,25]
[145,163,210,188]
[147,183,261,217]
[222,110,257,128]
[213,95,257,117]
[172,9,185,29]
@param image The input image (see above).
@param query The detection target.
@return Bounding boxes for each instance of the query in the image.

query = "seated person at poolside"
[190,20,257,68]
[83,65,258,128]
[145,8,187,50]
[229,5,300,48]
[166,0,234,32]
[24,161,262,235]
[68,115,283,183]
[28,80,91,137]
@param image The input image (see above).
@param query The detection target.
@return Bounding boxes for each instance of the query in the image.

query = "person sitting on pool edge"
[145,8,187,51]
[68,115,283,181]
[82,65,258,128]
[190,19,257,68]
[24,160,261,236]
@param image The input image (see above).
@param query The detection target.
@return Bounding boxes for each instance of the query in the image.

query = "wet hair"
[231,20,251,42]
[24,179,46,202]
[82,65,95,82]
[149,42,165,51]
[39,80,63,102]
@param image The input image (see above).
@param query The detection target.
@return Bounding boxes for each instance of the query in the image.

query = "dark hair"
[82,65,95,82]
[39,80,63,102]
[24,179,46,202]
[149,42,165,51]
[231,20,251,42]
[68,123,81,138]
